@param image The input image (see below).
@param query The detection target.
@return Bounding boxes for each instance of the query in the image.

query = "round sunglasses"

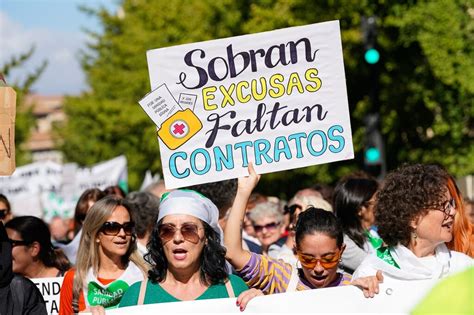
[100,221,135,236]
[158,223,203,244]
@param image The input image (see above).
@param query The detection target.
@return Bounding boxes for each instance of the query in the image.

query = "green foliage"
[1,46,48,165]
[59,0,473,196]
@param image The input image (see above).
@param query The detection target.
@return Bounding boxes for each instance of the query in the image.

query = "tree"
[1,47,48,165]
[59,0,473,196]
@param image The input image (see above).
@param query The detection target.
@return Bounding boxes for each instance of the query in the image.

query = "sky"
[0,0,118,95]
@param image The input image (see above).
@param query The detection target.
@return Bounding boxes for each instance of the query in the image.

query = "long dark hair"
[6,216,70,272]
[295,207,344,249]
[333,177,379,248]
[145,218,227,286]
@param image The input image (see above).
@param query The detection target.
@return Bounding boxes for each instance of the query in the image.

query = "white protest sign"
[145,20,353,189]
[33,277,64,315]
[0,155,128,220]
[109,279,437,314]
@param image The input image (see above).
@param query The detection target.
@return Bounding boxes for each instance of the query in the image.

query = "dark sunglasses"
[0,209,8,219]
[100,221,135,236]
[8,238,30,247]
[253,222,280,233]
[284,204,302,215]
[158,223,203,244]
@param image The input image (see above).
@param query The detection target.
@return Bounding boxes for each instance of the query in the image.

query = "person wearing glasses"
[5,216,70,278]
[59,196,147,314]
[276,193,333,265]
[118,189,252,309]
[333,176,382,274]
[247,200,286,257]
[225,164,382,299]
[353,164,473,282]
[0,194,12,224]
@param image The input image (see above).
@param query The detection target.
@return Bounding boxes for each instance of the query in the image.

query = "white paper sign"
[32,277,64,315]
[145,20,353,189]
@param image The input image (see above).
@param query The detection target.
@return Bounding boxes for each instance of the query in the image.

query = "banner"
[108,279,438,314]
[143,20,353,189]
[0,155,127,220]
[32,277,63,315]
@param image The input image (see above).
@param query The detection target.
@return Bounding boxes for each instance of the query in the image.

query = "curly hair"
[145,218,228,286]
[376,164,449,247]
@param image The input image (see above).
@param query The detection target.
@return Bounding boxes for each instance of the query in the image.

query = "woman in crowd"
[277,193,332,265]
[248,200,286,257]
[59,196,147,314]
[446,175,474,257]
[333,177,382,273]
[225,164,382,299]
[0,194,12,224]
[5,216,70,278]
[119,189,250,307]
[353,164,473,281]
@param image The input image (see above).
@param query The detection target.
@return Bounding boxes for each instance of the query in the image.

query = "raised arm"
[225,163,260,270]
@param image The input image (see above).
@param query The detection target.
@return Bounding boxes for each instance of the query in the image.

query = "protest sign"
[33,277,64,315]
[0,76,16,176]
[143,20,353,189]
[0,155,128,219]
[109,279,438,314]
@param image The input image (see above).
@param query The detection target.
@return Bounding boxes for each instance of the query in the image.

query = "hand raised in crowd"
[351,270,384,298]
[236,288,264,312]
[237,162,261,196]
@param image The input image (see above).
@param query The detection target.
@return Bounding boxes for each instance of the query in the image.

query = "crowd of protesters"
[0,163,473,314]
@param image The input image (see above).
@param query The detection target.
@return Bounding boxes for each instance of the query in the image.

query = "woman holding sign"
[59,196,148,314]
[225,164,382,302]
[119,190,259,310]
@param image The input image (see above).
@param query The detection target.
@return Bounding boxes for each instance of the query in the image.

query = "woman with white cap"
[119,189,251,308]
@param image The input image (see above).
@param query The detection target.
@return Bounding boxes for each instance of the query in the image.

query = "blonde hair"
[289,194,333,212]
[72,196,148,302]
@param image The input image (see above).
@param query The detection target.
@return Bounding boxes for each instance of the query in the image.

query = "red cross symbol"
[172,123,186,135]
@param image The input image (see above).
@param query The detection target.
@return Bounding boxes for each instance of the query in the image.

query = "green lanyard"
[365,230,383,250]
[376,246,400,269]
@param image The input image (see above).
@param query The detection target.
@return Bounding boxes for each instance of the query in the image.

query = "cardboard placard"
[0,86,16,176]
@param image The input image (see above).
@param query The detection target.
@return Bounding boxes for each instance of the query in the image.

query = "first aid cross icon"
[173,123,185,135]
[169,119,189,139]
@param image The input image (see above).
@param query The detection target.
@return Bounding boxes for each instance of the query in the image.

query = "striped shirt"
[236,252,352,294]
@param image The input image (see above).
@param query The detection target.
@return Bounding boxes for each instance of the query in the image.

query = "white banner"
[32,277,64,315]
[0,155,127,220]
[108,279,438,314]
[144,20,353,189]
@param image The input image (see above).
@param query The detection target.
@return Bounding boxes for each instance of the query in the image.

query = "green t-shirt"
[119,274,248,307]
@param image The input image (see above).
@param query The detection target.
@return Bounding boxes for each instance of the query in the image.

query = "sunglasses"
[253,222,280,233]
[8,238,30,247]
[158,223,203,244]
[296,249,341,269]
[100,221,135,236]
[0,209,8,220]
[284,204,302,215]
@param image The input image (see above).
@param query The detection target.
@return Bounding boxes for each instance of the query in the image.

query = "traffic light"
[363,113,385,179]
[362,16,380,65]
